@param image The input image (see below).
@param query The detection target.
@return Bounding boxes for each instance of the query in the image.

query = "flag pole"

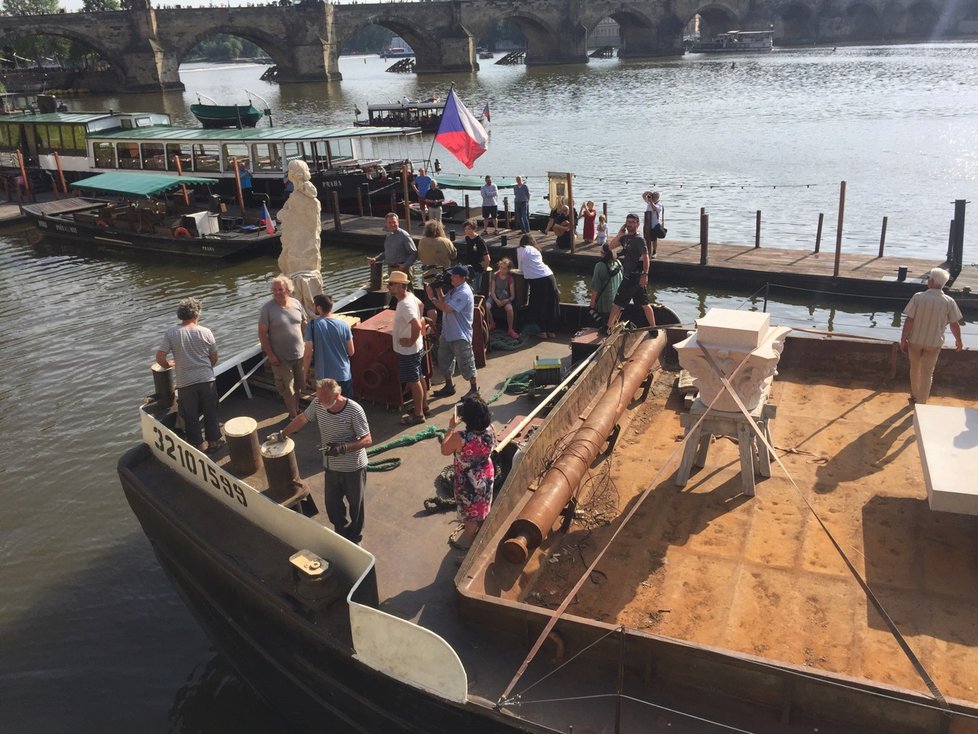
[424,87,452,169]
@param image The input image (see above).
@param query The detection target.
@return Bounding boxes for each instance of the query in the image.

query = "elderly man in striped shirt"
[899,267,963,405]
[277,378,373,544]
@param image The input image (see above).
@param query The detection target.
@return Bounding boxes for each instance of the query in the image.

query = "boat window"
[116,142,141,169]
[166,143,191,172]
[328,139,353,163]
[283,142,307,165]
[141,142,166,171]
[193,143,220,172]
[68,125,86,153]
[93,142,115,168]
[38,124,62,153]
[253,143,281,171]
[222,143,250,171]
[310,140,330,169]
[0,122,13,150]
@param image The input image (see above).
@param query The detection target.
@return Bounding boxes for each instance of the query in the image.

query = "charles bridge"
[0,0,974,91]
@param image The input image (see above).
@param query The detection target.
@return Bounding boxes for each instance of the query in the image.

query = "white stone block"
[696,308,771,350]
[914,405,978,516]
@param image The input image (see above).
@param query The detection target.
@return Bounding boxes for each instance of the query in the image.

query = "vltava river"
[1,44,976,733]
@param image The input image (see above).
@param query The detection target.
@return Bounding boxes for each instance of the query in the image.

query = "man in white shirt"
[480,175,499,235]
[900,267,963,404]
[388,270,428,424]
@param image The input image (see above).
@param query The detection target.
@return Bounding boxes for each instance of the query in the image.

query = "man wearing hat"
[427,265,479,399]
[388,270,429,424]
[605,213,657,335]
[899,267,963,404]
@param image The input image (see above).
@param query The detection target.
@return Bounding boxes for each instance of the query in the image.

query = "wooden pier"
[321,213,978,312]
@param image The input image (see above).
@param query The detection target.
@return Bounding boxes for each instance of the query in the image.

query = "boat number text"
[152,426,248,507]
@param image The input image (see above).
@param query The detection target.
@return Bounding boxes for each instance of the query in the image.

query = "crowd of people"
[154,177,966,557]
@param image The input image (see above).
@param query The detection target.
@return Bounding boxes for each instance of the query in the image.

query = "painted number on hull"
[152,425,248,507]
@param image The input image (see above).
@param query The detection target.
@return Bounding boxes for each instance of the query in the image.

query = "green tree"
[82,0,120,11]
[3,0,59,15]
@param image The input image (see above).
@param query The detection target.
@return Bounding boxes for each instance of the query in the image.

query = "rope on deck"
[365,424,445,472]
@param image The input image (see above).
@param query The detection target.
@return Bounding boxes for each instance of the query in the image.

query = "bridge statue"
[277,160,323,318]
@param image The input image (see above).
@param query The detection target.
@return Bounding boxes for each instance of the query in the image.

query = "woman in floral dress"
[440,395,496,549]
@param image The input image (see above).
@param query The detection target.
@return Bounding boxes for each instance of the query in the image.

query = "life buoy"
[96,218,108,228]
[172,226,191,239]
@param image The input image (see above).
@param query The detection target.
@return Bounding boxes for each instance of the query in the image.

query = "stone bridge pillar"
[277,2,340,83]
[416,24,477,75]
[526,25,588,66]
[618,17,684,58]
[123,0,182,91]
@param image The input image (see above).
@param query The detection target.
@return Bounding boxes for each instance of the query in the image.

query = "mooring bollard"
[699,209,709,266]
[260,436,305,504]
[331,191,342,232]
[151,363,175,410]
[369,261,383,291]
[223,416,261,476]
[897,265,908,282]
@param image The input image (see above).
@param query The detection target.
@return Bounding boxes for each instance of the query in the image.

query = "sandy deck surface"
[523,369,978,704]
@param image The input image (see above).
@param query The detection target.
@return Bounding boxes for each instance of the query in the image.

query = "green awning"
[434,174,516,191]
[71,172,219,197]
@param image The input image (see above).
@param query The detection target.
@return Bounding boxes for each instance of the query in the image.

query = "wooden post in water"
[401,163,411,229]
[950,199,967,278]
[602,201,608,218]
[699,208,709,265]
[815,213,824,253]
[833,181,846,278]
[362,183,373,217]
[356,186,364,216]
[947,219,955,262]
[878,216,888,258]
[331,191,342,232]
[389,191,397,215]
[464,194,471,222]
[503,196,511,230]
[755,210,761,248]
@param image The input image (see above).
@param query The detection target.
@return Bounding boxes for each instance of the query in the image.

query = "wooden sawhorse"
[676,397,777,496]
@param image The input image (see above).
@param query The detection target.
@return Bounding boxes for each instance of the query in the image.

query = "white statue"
[277,159,323,317]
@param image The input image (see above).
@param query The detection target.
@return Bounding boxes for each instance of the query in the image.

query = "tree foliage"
[82,0,120,11]
[3,0,59,15]
[340,24,395,55]
[186,35,264,62]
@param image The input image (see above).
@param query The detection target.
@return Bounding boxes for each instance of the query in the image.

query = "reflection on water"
[3,43,978,732]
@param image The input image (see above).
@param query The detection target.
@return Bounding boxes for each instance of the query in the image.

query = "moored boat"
[355,100,488,133]
[22,171,279,259]
[190,102,263,129]
[118,284,978,733]
[688,29,775,53]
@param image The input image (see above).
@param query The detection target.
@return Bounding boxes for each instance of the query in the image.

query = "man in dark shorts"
[480,175,499,234]
[605,213,656,335]
[388,270,428,424]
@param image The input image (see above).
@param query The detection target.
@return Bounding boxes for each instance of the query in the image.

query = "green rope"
[365,424,445,472]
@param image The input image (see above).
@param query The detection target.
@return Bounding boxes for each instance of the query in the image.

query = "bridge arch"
[167,26,293,74]
[773,2,816,44]
[844,1,884,40]
[490,11,567,65]
[335,15,436,71]
[0,24,126,89]
[689,3,742,40]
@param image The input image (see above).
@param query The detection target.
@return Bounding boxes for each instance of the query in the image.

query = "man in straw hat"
[388,270,429,425]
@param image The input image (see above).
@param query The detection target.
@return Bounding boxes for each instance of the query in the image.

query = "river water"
[1,45,976,733]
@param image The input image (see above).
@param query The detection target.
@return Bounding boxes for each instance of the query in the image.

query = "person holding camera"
[441,395,496,550]
[643,191,665,257]
[605,213,657,335]
[275,378,373,545]
[427,265,479,399]
[589,243,623,325]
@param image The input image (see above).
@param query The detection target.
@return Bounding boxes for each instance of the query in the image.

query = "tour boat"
[0,108,421,206]
[688,30,775,53]
[118,283,978,734]
[21,171,279,259]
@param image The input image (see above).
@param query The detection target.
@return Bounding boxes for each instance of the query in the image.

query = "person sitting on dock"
[899,267,963,405]
[480,175,499,235]
[259,275,308,420]
[427,265,479,399]
[550,204,573,250]
[412,167,432,220]
[277,379,373,545]
[490,257,519,339]
[304,294,355,399]
[368,212,417,274]
[155,297,221,454]
[605,213,656,336]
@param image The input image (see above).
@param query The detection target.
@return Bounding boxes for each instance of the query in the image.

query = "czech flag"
[261,202,275,235]
[435,88,488,170]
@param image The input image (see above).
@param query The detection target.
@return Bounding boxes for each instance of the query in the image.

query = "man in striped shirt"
[278,378,373,544]
[900,267,963,405]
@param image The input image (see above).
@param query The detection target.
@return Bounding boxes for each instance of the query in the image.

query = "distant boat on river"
[687,29,774,53]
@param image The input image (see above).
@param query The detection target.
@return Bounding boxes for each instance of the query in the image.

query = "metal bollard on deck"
[223,416,261,476]
[151,363,175,410]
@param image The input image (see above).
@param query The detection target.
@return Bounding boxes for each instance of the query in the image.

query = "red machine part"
[350,309,431,408]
